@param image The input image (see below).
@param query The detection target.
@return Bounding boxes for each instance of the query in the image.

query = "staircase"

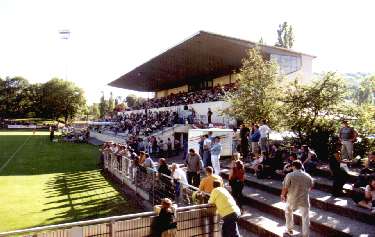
[219,161,375,237]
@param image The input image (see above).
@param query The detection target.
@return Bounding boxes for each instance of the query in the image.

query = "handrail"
[0,204,214,237]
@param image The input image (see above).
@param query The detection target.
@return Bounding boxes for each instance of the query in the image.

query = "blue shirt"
[251,130,260,142]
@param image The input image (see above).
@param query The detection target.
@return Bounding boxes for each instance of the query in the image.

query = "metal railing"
[102,152,210,207]
[0,152,219,237]
[0,204,219,237]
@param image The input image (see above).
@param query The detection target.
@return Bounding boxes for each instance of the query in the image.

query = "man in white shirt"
[203,134,212,167]
[258,119,271,154]
[281,160,314,237]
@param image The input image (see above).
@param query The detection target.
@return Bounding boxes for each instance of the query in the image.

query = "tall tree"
[0,77,31,118]
[99,94,108,119]
[275,22,294,49]
[40,78,86,123]
[91,103,100,119]
[224,47,284,127]
[126,94,137,108]
[353,76,375,105]
[108,92,115,112]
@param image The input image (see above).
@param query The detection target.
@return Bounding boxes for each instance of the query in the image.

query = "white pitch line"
[0,135,31,173]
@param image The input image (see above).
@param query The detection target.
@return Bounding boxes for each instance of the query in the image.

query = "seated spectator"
[199,166,223,194]
[352,177,375,213]
[355,151,375,188]
[329,151,350,196]
[250,153,264,173]
[282,153,299,176]
[266,144,284,176]
[300,145,318,174]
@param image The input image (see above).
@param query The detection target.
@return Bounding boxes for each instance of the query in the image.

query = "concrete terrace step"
[224,180,375,237]
[220,167,374,226]
[239,206,323,237]
[221,159,358,184]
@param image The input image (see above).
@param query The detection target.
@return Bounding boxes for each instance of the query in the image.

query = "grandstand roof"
[109,31,315,92]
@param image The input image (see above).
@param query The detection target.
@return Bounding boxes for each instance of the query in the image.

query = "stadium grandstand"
[106,31,315,129]
[3,32,375,237]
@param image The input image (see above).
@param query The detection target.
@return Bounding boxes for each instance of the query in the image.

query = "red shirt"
[230,166,245,182]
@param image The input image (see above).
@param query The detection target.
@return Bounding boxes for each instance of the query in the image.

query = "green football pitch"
[0,130,140,232]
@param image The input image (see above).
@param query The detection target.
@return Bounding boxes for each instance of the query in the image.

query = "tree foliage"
[39,78,86,123]
[99,94,108,119]
[0,77,86,123]
[224,47,283,127]
[281,72,346,140]
[275,22,294,49]
[126,94,137,108]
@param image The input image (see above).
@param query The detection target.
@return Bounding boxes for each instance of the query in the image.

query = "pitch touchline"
[0,135,31,173]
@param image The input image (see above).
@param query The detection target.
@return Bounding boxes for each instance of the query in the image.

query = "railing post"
[70,226,83,237]
[109,220,116,237]
[152,171,155,206]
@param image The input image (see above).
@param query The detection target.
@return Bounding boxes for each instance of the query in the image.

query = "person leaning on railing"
[151,198,177,237]
[208,180,241,237]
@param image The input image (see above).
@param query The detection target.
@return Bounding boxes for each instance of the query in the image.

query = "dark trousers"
[187,171,200,187]
[230,180,244,208]
[332,168,349,195]
[203,150,212,167]
[222,212,241,237]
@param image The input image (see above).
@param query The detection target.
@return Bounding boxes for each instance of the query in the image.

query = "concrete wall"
[156,85,189,98]
[286,55,314,83]
[213,75,230,86]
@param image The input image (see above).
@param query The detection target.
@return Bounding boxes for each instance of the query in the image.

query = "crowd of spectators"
[129,83,236,110]
[93,110,179,137]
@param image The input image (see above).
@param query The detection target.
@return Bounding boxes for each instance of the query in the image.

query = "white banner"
[7,125,37,129]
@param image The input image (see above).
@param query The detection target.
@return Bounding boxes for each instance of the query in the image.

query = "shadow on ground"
[40,170,142,225]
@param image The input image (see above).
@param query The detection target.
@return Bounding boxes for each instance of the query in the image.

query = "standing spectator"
[198,136,205,160]
[208,180,241,237]
[207,108,213,124]
[239,124,250,159]
[171,163,188,202]
[281,160,314,237]
[143,153,155,170]
[211,136,222,175]
[199,166,223,194]
[258,120,271,154]
[174,138,181,155]
[49,127,55,142]
[339,120,357,160]
[152,198,177,237]
[229,160,245,209]
[232,128,241,159]
[167,138,172,157]
[185,149,203,187]
[251,125,260,158]
[158,158,172,176]
[203,134,212,167]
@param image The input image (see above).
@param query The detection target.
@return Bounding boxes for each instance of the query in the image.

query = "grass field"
[0,130,140,232]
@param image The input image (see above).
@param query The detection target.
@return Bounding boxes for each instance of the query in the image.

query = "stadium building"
[109,31,315,97]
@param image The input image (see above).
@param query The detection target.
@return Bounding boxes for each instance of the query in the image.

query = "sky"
[0,0,374,104]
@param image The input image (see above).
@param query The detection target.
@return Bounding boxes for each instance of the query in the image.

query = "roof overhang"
[109,31,315,92]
